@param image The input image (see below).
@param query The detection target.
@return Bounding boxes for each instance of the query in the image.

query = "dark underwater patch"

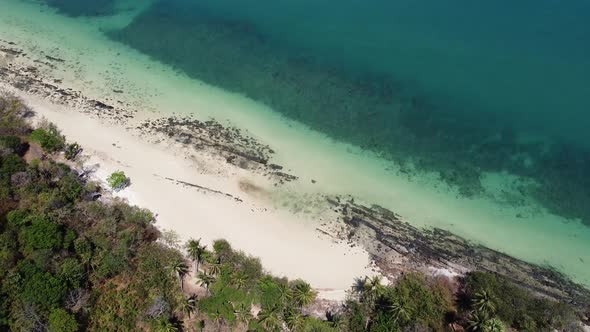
[109,0,590,225]
[44,0,115,17]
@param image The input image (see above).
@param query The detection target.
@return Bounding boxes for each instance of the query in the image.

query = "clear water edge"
[1,0,589,287]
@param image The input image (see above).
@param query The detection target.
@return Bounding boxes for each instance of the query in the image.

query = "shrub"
[0,154,26,179]
[48,308,78,332]
[0,95,30,135]
[64,142,82,160]
[107,171,130,191]
[29,127,65,153]
[0,136,27,156]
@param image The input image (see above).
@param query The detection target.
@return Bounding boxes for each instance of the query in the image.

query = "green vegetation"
[107,170,130,191]
[64,142,82,160]
[0,93,584,331]
[29,125,66,153]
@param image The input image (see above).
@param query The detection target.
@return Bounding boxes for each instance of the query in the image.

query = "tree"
[19,215,63,252]
[366,275,385,302]
[60,257,85,288]
[169,259,189,291]
[209,310,225,330]
[182,294,198,318]
[472,290,496,315]
[352,277,368,300]
[388,298,411,325]
[186,238,206,272]
[212,239,232,262]
[233,302,253,326]
[285,311,305,331]
[467,310,491,332]
[155,318,178,332]
[48,308,78,332]
[232,271,247,290]
[21,269,68,309]
[197,272,216,293]
[483,318,506,332]
[258,307,283,331]
[290,280,317,307]
[207,256,221,276]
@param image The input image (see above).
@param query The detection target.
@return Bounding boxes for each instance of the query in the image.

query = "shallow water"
[2,0,590,286]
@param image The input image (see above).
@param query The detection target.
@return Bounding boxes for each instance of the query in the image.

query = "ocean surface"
[1,0,590,286]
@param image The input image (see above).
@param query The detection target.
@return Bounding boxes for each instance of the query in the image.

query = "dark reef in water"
[330,198,590,308]
[108,0,590,225]
[43,0,115,17]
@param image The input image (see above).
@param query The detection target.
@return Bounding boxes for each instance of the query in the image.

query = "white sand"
[2,83,375,298]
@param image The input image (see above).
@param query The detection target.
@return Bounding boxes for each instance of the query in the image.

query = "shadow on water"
[44,0,590,226]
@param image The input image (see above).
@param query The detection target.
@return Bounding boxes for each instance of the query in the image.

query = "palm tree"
[209,310,225,331]
[290,280,317,307]
[352,277,368,300]
[367,275,385,299]
[483,318,506,332]
[186,239,207,273]
[257,307,283,331]
[388,298,412,325]
[181,294,198,318]
[233,302,253,326]
[207,256,221,276]
[170,259,189,291]
[472,290,496,315]
[276,282,289,305]
[467,310,490,331]
[156,318,178,332]
[197,272,216,293]
[232,272,248,289]
[285,311,305,331]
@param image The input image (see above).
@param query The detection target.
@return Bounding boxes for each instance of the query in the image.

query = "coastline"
[2,0,590,289]
[1,42,589,309]
[0,81,376,298]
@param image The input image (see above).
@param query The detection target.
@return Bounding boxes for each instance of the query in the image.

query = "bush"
[0,95,30,136]
[29,127,65,153]
[48,308,78,332]
[0,154,26,179]
[107,171,130,191]
[0,136,27,156]
[64,142,82,160]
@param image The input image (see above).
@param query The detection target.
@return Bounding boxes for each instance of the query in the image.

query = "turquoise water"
[2,0,590,285]
[105,0,590,224]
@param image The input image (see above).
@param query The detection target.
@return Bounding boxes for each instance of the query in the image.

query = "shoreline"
[2,4,590,289]
[1,42,589,308]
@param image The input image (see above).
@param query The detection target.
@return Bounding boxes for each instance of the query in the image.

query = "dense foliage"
[0,94,583,331]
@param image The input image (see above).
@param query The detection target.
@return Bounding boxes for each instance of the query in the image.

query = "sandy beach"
[0,81,377,298]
